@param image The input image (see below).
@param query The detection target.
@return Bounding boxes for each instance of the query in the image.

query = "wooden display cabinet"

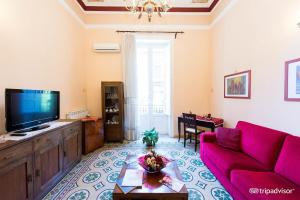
[101,82,124,142]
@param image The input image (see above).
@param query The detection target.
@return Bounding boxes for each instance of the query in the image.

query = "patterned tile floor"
[43,137,232,200]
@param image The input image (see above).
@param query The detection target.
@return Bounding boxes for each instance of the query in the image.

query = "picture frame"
[224,70,251,99]
[285,58,300,102]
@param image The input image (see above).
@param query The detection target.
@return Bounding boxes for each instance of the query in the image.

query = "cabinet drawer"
[0,141,32,168]
[63,125,80,138]
[34,130,62,151]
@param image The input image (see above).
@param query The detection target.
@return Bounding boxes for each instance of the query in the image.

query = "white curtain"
[123,34,139,141]
[123,34,174,140]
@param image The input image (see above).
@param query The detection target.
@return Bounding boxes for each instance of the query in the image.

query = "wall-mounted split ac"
[93,43,121,53]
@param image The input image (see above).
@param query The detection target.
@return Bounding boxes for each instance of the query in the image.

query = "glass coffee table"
[113,154,188,200]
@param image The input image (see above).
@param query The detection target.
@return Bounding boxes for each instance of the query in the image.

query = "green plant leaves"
[142,128,159,146]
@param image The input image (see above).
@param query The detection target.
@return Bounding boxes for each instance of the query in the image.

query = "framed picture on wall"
[224,70,251,99]
[285,58,300,102]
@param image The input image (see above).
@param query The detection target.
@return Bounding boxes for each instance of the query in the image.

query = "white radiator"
[66,110,89,119]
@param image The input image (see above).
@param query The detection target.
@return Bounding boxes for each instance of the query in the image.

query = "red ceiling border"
[76,0,220,12]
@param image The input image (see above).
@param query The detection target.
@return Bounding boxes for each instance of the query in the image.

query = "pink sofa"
[200,121,300,200]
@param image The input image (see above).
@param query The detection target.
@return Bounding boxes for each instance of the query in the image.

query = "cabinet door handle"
[72,131,77,135]
[27,174,33,183]
[3,155,12,160]
[35,169,40,177]
[63,151,66,157]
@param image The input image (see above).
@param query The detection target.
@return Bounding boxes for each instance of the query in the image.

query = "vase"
[146,142,154,147]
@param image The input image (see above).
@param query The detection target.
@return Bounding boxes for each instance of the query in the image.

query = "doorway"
[135,36,172,136]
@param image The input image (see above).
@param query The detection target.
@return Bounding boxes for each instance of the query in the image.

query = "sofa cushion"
[200,132,216,143]
[231,169,300,200]
[275,135,300,186]
[236,121,287,170]
[202,154,248,200]
[216,127,241,151]
[202,142,269,178]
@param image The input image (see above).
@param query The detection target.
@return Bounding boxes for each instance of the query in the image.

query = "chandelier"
[124,0,171,22]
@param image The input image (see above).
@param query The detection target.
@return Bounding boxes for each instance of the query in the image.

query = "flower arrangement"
[138,150,170,173]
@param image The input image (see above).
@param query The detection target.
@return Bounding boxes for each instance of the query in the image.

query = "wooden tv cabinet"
[0,120,82,200]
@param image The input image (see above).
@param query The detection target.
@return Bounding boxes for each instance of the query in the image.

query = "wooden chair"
[183,113,205,152]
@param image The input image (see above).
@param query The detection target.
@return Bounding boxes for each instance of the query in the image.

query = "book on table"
[116,180,138,194]
[122,169,143,187]
[160,175,185,193]
[116,169,143,194]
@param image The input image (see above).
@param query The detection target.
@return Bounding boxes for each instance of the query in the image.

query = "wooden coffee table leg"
[112,192,120,200]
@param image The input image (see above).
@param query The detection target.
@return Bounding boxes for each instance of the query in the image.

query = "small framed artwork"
[285,58,300,102]
[224,70,251,99]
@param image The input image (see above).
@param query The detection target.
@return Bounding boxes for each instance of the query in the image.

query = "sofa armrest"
[201,132,216,143]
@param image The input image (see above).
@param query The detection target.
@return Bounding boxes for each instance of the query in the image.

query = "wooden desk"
[178,116,224,142]
[113,154,188,200]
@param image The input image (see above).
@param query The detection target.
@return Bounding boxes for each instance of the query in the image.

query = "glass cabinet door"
[101,82,124,142]
[104,86,120,125]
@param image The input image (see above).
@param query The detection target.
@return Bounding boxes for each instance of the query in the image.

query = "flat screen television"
[5,89,60,133]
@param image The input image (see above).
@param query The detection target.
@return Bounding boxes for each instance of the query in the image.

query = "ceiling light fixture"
[124,0,171,22]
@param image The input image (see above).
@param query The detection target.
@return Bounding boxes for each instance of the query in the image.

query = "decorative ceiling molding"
[81,11,211,16]
[77,0,220,13]
[85,23,210,30]
[58,0,85,26]
[83,0,212,7]
[59,0,239,30]
[210,0,238,27]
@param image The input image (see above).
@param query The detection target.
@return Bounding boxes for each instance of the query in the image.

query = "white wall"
[211,0,300,135]
[0,0,86,133]
[84,29,212,136]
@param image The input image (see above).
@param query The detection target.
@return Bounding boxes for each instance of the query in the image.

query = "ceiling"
[77,0,220,12]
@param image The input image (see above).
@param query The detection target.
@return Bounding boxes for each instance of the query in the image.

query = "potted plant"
[142,128,159,147]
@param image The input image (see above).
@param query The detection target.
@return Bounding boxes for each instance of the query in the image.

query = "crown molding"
[86,24,210,31]
[81,0,215,8]
[59,0,239,31]
[210,0,239,28]
[58,0,85,26]
[75,0,211,16]
[82,11,211,16]
[77,0,220,13]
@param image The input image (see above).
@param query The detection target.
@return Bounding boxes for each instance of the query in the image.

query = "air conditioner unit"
[93,43,121,53]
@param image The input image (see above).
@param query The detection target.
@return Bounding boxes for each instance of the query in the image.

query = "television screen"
[5,89,60,132]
